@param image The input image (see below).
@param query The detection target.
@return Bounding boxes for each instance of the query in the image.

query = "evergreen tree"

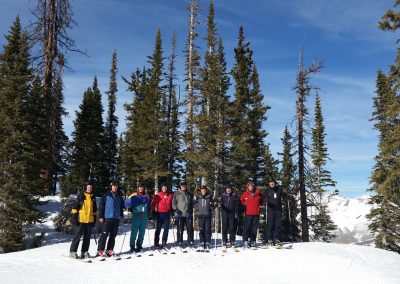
[230,26,269,188]
[183,0,201,190]
[30,0,80,194]
[122,29,166,194]
[293,46,323,242]
[0,17,47,252]
[308,94,337,242]
[279,126,301,242]
[165,30,181,191]
[367,70,400,252]
[367,1,400,253]
[121,68,147,192]
[105,51,119,182]
[263,143,279,184]
[197,1,230,196]
[60,77,107,196]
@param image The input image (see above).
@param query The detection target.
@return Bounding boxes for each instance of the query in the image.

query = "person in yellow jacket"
[69,182,97,259]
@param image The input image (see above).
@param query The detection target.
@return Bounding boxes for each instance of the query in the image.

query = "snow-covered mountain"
[328,194,373,245]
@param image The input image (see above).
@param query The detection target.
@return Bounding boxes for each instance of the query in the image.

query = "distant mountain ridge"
[327,194,374,245]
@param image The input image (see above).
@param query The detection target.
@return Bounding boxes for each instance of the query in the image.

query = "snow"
[328,194,374,244]
[1,196,399,284]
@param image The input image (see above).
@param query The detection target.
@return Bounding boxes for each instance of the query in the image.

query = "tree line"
[0,0,337,253]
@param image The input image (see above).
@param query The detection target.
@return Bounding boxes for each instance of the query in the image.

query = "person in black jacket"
[265,180,283,245]
[219,184,239,247]
[69,182,97,259]
[96,181,124,257]
[194,185,214,250]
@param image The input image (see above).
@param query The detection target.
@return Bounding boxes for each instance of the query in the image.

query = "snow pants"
[70,222,92,253]
[130,213,147,249]
[198,216,212,244]
[266,208,281,242]
[154,212,170,246]
[176,216,194,244]
[243,215,259,243]
[222,212,237,244]
[97,218,120,251]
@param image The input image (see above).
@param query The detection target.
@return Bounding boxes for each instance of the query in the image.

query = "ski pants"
[97,218,120,251]
[266,208,281,242]
[70,222,92,253]
[130,213,147,249]
[198,216,212,244]
[154,212,170,246]
[176,216,194,244]
[222,212,237,244]
[243,215,259,243]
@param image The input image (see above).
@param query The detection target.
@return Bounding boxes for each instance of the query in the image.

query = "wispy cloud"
[286,0,397,45]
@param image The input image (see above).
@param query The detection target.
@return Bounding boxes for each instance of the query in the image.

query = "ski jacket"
[240,189,263,216]
[219,192,239,214]
[71,191,97,223]
[98,191,124,219]
[151,191,173,213]
[125,192,150,215]
[172,190,193,217]
[194,194,214,217]
[265,186,283,210]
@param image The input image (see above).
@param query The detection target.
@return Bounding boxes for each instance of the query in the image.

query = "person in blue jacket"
[125,183,151,253]
[96,181,124,257]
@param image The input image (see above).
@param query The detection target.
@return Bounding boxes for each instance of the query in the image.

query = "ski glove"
[175,209,182,215]
[71,213,79,226]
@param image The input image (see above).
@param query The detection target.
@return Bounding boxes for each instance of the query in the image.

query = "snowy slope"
[328,195,373,244]
[1,196,399,284]
[0,229,400,284]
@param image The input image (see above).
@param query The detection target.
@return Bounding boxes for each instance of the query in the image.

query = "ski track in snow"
[1,196,399,284]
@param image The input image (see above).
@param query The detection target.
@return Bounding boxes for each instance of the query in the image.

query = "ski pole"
[146,216,154,255]
[119,231,127,256]
[220,208,223,247]
[214,207,217,255]
[287,196,294,245]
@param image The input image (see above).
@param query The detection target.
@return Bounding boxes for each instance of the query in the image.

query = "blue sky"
[1,0,397,197]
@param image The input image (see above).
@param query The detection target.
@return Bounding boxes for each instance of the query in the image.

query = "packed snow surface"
[1,195,399,284]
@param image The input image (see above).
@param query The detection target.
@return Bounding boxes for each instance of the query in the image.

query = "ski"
[62,254,93,263]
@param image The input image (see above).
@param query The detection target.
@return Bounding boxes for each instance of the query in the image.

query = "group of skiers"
[68,179,284,259]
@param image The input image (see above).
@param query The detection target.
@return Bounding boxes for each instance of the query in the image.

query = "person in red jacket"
[151,183,174,249]
[240,180,263,248]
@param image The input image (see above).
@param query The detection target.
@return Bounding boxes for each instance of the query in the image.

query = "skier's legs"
[97,219,112,251]
[70,223,84,252]
[81,223,92,253]
[273,210,282,242]
[106,219,120,251]
[130,214,140,249]
[136,216,147,248]
[160,212,170,244]
[267,208,274,242]
[204,216,212,243]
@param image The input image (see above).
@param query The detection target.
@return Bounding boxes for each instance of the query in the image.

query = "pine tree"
[263,144,279,184]
[165,30,181,191]
[367,1,400,253]
[197,1,230,196]
[60,77,107,196]
[121,68,147,191]
[279,126,301,242]
[0,17,47,252]
[105,51,119,183]
[122,29,166,194]
[230,27,269,188]
[308,94,337,242]
[293,46,323,242]
[183,0,201,190]
[367,70,400,252]
[30,0,81,194]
